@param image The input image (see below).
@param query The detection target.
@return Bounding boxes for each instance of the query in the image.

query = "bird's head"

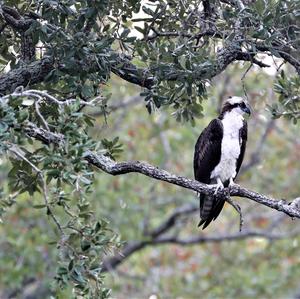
[220,96,251,117]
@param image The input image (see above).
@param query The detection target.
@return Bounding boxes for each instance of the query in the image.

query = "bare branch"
[18,121,300,220]
[147,203,198,239]
[101,228,299,272]
[1,87,104,107]
[152,230,296,244]
[255,42,300,75]
[86,152,300,219]
[24,121,65,145]
[148,28,223,41]
[101,198,300,272]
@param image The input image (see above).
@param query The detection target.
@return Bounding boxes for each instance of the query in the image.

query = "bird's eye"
[240,102,246,108]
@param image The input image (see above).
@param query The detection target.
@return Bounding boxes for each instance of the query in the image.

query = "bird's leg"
[213,178,224,195]
[229,177,238,188]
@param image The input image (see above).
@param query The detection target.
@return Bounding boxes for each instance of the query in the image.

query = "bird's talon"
[214,188,221,195]
[229,178,238,189]
[213,178,224,195]
[223,188,230,196]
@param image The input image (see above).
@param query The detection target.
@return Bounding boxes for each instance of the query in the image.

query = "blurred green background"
[1,61,299,298]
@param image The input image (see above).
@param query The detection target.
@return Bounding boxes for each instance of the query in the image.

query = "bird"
[193,96,251,229]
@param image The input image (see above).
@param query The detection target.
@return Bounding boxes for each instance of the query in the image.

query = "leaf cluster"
[271,71,300,123]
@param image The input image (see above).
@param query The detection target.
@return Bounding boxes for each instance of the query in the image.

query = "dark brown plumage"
[194,97,250,229]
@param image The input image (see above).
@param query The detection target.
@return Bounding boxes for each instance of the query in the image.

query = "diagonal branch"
[21,122,300,220]
[101,228,299,272]
[255,42,300,75]
[147,203,198,239]
[85,152,300,218]
[101,196,300,272]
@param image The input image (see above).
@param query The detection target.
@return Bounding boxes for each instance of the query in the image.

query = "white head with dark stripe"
[220,96,251,119]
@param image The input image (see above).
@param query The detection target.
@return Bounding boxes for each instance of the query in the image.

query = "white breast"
[211,111,244,183]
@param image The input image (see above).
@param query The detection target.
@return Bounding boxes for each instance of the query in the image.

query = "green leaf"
[57,267,68,275]
[81,239,91,251]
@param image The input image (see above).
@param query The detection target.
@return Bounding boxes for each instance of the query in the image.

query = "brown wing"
[193,119,223,229]
[193,118,223,184]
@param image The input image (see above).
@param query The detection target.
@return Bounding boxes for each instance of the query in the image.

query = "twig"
[0,87,104,107]
[147,28,223,41]
[35,99,50,131]
[8,145,40,173]
[241,62,253,100]
[40,175,63,234]
[226,197,244,231]
[7,144,64,234]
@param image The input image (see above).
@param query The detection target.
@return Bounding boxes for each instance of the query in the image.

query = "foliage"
[100,65,300,299]
[271,71,300,123]
[0,91,120,297]
[0,0,299,298]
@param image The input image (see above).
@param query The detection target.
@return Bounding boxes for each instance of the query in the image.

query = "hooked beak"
[242,104,251,115]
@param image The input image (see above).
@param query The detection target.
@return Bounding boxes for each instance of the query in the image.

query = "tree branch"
[0,4,298,96]
[255,42,300,75]
[1,5,36,62]
[147,28,223,41]
[101,228,299,272]
[20,121,300,220]
[1,6,32,30]
[147,44,269,84]
[0,44,269,96]
[110,56,154,89]
[85,153,300,218]
[146,203,198,239]
[101,196,300,272]
[0,57,53,95]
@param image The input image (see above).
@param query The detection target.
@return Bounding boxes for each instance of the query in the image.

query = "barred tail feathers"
[198,194,225,229]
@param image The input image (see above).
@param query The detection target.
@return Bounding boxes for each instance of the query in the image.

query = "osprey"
[194,96,251,229]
